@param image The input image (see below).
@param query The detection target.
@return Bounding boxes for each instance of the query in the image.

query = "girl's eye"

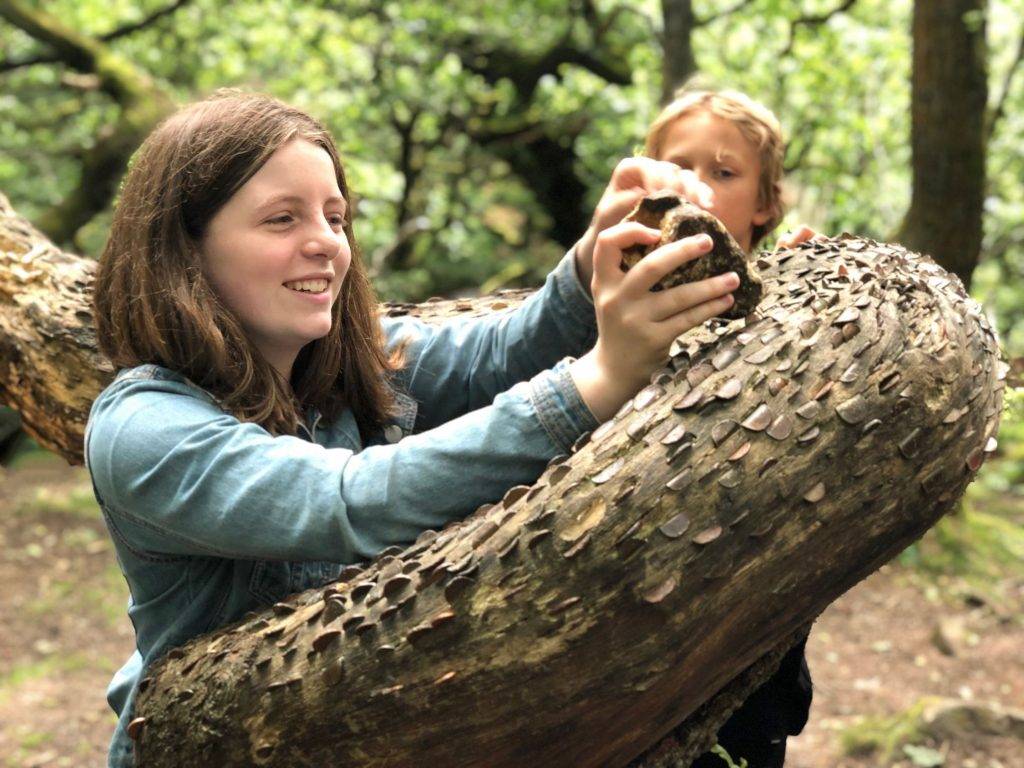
[266,214,294,225]
[327,213,347,227]
[716,168,736,179]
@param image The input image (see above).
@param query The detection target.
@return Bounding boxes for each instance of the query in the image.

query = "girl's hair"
[644,88,786,250]
[94,90,404,438]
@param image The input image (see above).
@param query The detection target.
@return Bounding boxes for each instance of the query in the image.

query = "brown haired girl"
[87,90,739,766]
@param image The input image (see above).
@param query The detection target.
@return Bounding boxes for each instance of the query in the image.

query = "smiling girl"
[87,90,738,767]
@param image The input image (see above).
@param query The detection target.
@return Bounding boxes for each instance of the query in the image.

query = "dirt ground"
[0,458,1021,768]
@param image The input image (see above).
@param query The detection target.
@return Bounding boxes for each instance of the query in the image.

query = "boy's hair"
[644,88,786,250]
[94,90,404,438]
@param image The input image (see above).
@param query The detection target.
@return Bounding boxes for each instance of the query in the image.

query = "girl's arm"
[383,249,597,431]
[85,360,596,565]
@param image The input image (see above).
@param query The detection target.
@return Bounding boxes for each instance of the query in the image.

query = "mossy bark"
[0,193,1005,766]
[0,0,175,246]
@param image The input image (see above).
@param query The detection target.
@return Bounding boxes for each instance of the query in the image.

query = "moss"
[839,698,941,759]
[0,653,92,705]
[14,482,101,521]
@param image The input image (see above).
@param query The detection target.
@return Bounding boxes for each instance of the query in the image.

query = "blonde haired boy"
[645,87,819,256]
[644,87,818,768]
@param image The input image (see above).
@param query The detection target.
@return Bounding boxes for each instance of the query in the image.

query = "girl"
[645,87,818,768]
[86,90,738,767]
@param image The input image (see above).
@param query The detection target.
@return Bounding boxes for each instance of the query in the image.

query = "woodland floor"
[0,454,1021,768]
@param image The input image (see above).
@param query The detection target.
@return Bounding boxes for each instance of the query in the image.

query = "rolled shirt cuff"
[528,357,599,454]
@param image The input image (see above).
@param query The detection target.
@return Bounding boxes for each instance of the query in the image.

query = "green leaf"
[903,743,945,767]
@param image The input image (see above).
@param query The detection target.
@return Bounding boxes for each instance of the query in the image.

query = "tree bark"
[660,0,698,104]
[0,193,1005,766]
[0,193,111,462]
[896,0,987,290]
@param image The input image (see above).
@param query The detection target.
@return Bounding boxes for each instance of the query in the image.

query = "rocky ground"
[0,456,1021,768]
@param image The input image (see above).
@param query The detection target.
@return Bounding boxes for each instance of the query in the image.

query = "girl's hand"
[775,225,824,250]
[569,223,738,422]
[573,158,715,291]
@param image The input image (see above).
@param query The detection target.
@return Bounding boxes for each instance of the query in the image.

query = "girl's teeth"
[285,279,328,293]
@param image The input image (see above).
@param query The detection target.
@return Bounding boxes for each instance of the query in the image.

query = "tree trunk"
[0,0,175,246]
[896,0,987,290]
[0,193,1004,766]
[0,193,112,462]
[660,0,698,104]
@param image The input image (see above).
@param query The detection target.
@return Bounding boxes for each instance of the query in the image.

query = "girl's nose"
[302,219,347,260]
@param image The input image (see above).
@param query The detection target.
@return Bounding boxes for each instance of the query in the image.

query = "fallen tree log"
[0,191,1005,766]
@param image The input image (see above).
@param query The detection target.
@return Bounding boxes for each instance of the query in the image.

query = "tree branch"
[986,23,1024,144]
[0,0,175,244]
[451,32,632,101]
[781,0,859,56]
[0,51,60,73]
[695,0,757,28]
[100,0,193,41]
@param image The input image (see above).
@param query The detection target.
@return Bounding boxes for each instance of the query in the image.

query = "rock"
[621,192,763,319]
[921,699,1024,741]
[929,616,967,657]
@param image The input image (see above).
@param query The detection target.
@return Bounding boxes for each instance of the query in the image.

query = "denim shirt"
[85,250,599,767]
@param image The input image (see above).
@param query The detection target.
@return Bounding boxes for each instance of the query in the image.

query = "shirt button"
[383,424,403,444]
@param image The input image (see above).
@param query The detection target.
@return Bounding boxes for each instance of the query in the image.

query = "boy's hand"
[569,223,737,423]
[573,158,715,293]
[775,225,824,250]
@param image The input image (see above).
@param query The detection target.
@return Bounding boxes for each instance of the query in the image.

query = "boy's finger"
[660,293,736,338]
[676,169,715,209]
[648,271,740,322]
[623,233,714,295]
[593,222,662,286]
[640,165,714,210]
[594,188,648,230]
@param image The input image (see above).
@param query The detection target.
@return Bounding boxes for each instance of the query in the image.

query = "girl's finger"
[621,233,714,295]
[592,222,662,287]
[647,271,740,322]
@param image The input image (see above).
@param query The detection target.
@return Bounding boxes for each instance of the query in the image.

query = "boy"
[645,88,819,768]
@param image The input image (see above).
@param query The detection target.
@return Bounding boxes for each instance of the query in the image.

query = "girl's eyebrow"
[256,194,347,212]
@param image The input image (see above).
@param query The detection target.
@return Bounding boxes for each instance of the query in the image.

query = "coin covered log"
[127,237,1002,768]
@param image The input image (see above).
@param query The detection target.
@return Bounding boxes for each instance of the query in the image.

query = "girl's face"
[657,109,770,252]
[201,139,351,378]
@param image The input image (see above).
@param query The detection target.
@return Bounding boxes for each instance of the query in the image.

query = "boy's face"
[657,110,770,253]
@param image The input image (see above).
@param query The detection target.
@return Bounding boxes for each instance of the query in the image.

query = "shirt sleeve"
[86,360,597,565]
[383,247,598,431]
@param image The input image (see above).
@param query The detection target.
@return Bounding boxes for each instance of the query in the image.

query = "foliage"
[1,0,1021,305]
[709,743,747,768]
[839,697,937,759]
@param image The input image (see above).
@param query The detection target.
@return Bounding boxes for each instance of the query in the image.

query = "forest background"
[0,1,1022,767]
